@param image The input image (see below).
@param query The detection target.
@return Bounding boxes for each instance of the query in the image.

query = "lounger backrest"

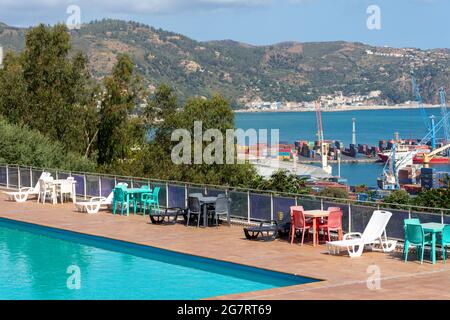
[104,191,114,204]
[361,210,392,242]
[33,172,51,191]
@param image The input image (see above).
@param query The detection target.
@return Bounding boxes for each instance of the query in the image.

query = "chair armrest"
[344,232,362,240]
[259,220,278,227]
[90,197,107,203]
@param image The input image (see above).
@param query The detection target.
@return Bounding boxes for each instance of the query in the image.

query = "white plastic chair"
[37,177,56,204]
[58,177,75,203]
[326,210,397,258]
[4,172,51,203]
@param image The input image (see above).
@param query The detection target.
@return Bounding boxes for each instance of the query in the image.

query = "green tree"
[317,187,349,199]
[382,190,412,209]
[413,189,450,209]
[97,54,144,166]
[252,169,310,194]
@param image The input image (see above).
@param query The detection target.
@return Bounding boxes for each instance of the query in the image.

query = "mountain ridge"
[0,19,449,106]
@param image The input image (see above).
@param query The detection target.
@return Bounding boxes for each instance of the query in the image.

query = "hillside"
[1,19,449,106]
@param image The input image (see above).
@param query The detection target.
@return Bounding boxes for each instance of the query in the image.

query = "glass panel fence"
[187,186,205,197]
[273,196,295,224]
[100,177,115,197]
[132,179,150,189]
[86,175,100,197]
[150,182,167,207]
[0,166,6,186]
[350,204,375,234]
[249,193,271,221]
[8,167,18,188]
[411,210,442,224]
[31,169,45,188]
[116,178,132,188]
[72,174,85,197]
[19,167,31,188]
[229,191,248,220]
[168,184,186,209]
[58,172,71,180]
[297,197,322,211]
[386,209,410,240]
[205,187,227,197]
[442,213,450,225]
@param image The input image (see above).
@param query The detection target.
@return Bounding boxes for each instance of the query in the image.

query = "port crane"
[411,71,436,149]
[379,109,450,189]
[439,87,450,153]
[315,100,332,175]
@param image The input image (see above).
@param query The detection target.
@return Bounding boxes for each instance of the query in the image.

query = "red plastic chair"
[290,208,313,245]
[318,209,343,242]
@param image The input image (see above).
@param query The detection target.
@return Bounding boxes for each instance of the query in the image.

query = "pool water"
[0,218,317,300]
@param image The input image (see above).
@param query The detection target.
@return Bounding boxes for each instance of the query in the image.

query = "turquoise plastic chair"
[112,187,128,215]
[441,225,450,263]
[138,185,151,213]
[142,187,161,216]
[403,224,432,264]
[404,218,420,226]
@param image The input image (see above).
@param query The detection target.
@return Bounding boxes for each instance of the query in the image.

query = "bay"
[235,108,450,186]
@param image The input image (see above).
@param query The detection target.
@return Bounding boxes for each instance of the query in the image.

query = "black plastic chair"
[186,196,202,227]
[213,197,231,227]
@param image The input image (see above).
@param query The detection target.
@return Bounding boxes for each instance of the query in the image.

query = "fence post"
[295,196,298,206]
[166,182,169,208]
[131,179,134,189]
[29,167,33,188]
[408,207,411,219]
[185,184,188,209]
[83,174,87,200]
[98,176,102,197]
[348,203,352,233]
[270,193,274,220]
[247,191,251,223]
[17,166,21,188]
[6,165,9,189]
[442,210,444,224]
[204,186,207,196]
[320,198,323,210]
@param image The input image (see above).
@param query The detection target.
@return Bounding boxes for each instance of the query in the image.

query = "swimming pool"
[0,218,318,300]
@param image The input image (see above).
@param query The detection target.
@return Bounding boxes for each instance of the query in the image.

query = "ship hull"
[378,153,449,164]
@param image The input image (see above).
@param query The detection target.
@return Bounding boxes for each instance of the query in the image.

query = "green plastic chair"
[142,187,161,216]
[404,218,420,226]
[112,187,128,215]
[138,185,151,213]
[403,224,432,264]
[441,225,450,263]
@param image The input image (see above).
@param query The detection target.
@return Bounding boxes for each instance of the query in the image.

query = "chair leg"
[420,245,425,264]
[290,227,295,244]
[443,244,446,263]
[403,241,409,262]
[301,229,306,246]
[186,212,190,226]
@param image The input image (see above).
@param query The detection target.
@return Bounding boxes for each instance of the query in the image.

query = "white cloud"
[0,0,272,14]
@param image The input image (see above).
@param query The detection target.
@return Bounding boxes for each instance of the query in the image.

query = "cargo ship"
[377,144,449,164]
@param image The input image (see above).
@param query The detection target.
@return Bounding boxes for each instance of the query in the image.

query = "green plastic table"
[124,188,152,215]
[422,222,445,264]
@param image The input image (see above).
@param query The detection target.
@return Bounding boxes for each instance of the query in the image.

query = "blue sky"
[0,0,448,49]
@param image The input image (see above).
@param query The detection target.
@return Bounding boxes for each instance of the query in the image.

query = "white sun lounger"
[326,210,397,258]
[4,172,51,203]
[75,192,114,214]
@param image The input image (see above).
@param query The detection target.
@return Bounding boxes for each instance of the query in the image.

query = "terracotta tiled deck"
[1,192,450,300]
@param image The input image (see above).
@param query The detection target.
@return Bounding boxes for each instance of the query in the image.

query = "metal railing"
[1,163,449,240]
